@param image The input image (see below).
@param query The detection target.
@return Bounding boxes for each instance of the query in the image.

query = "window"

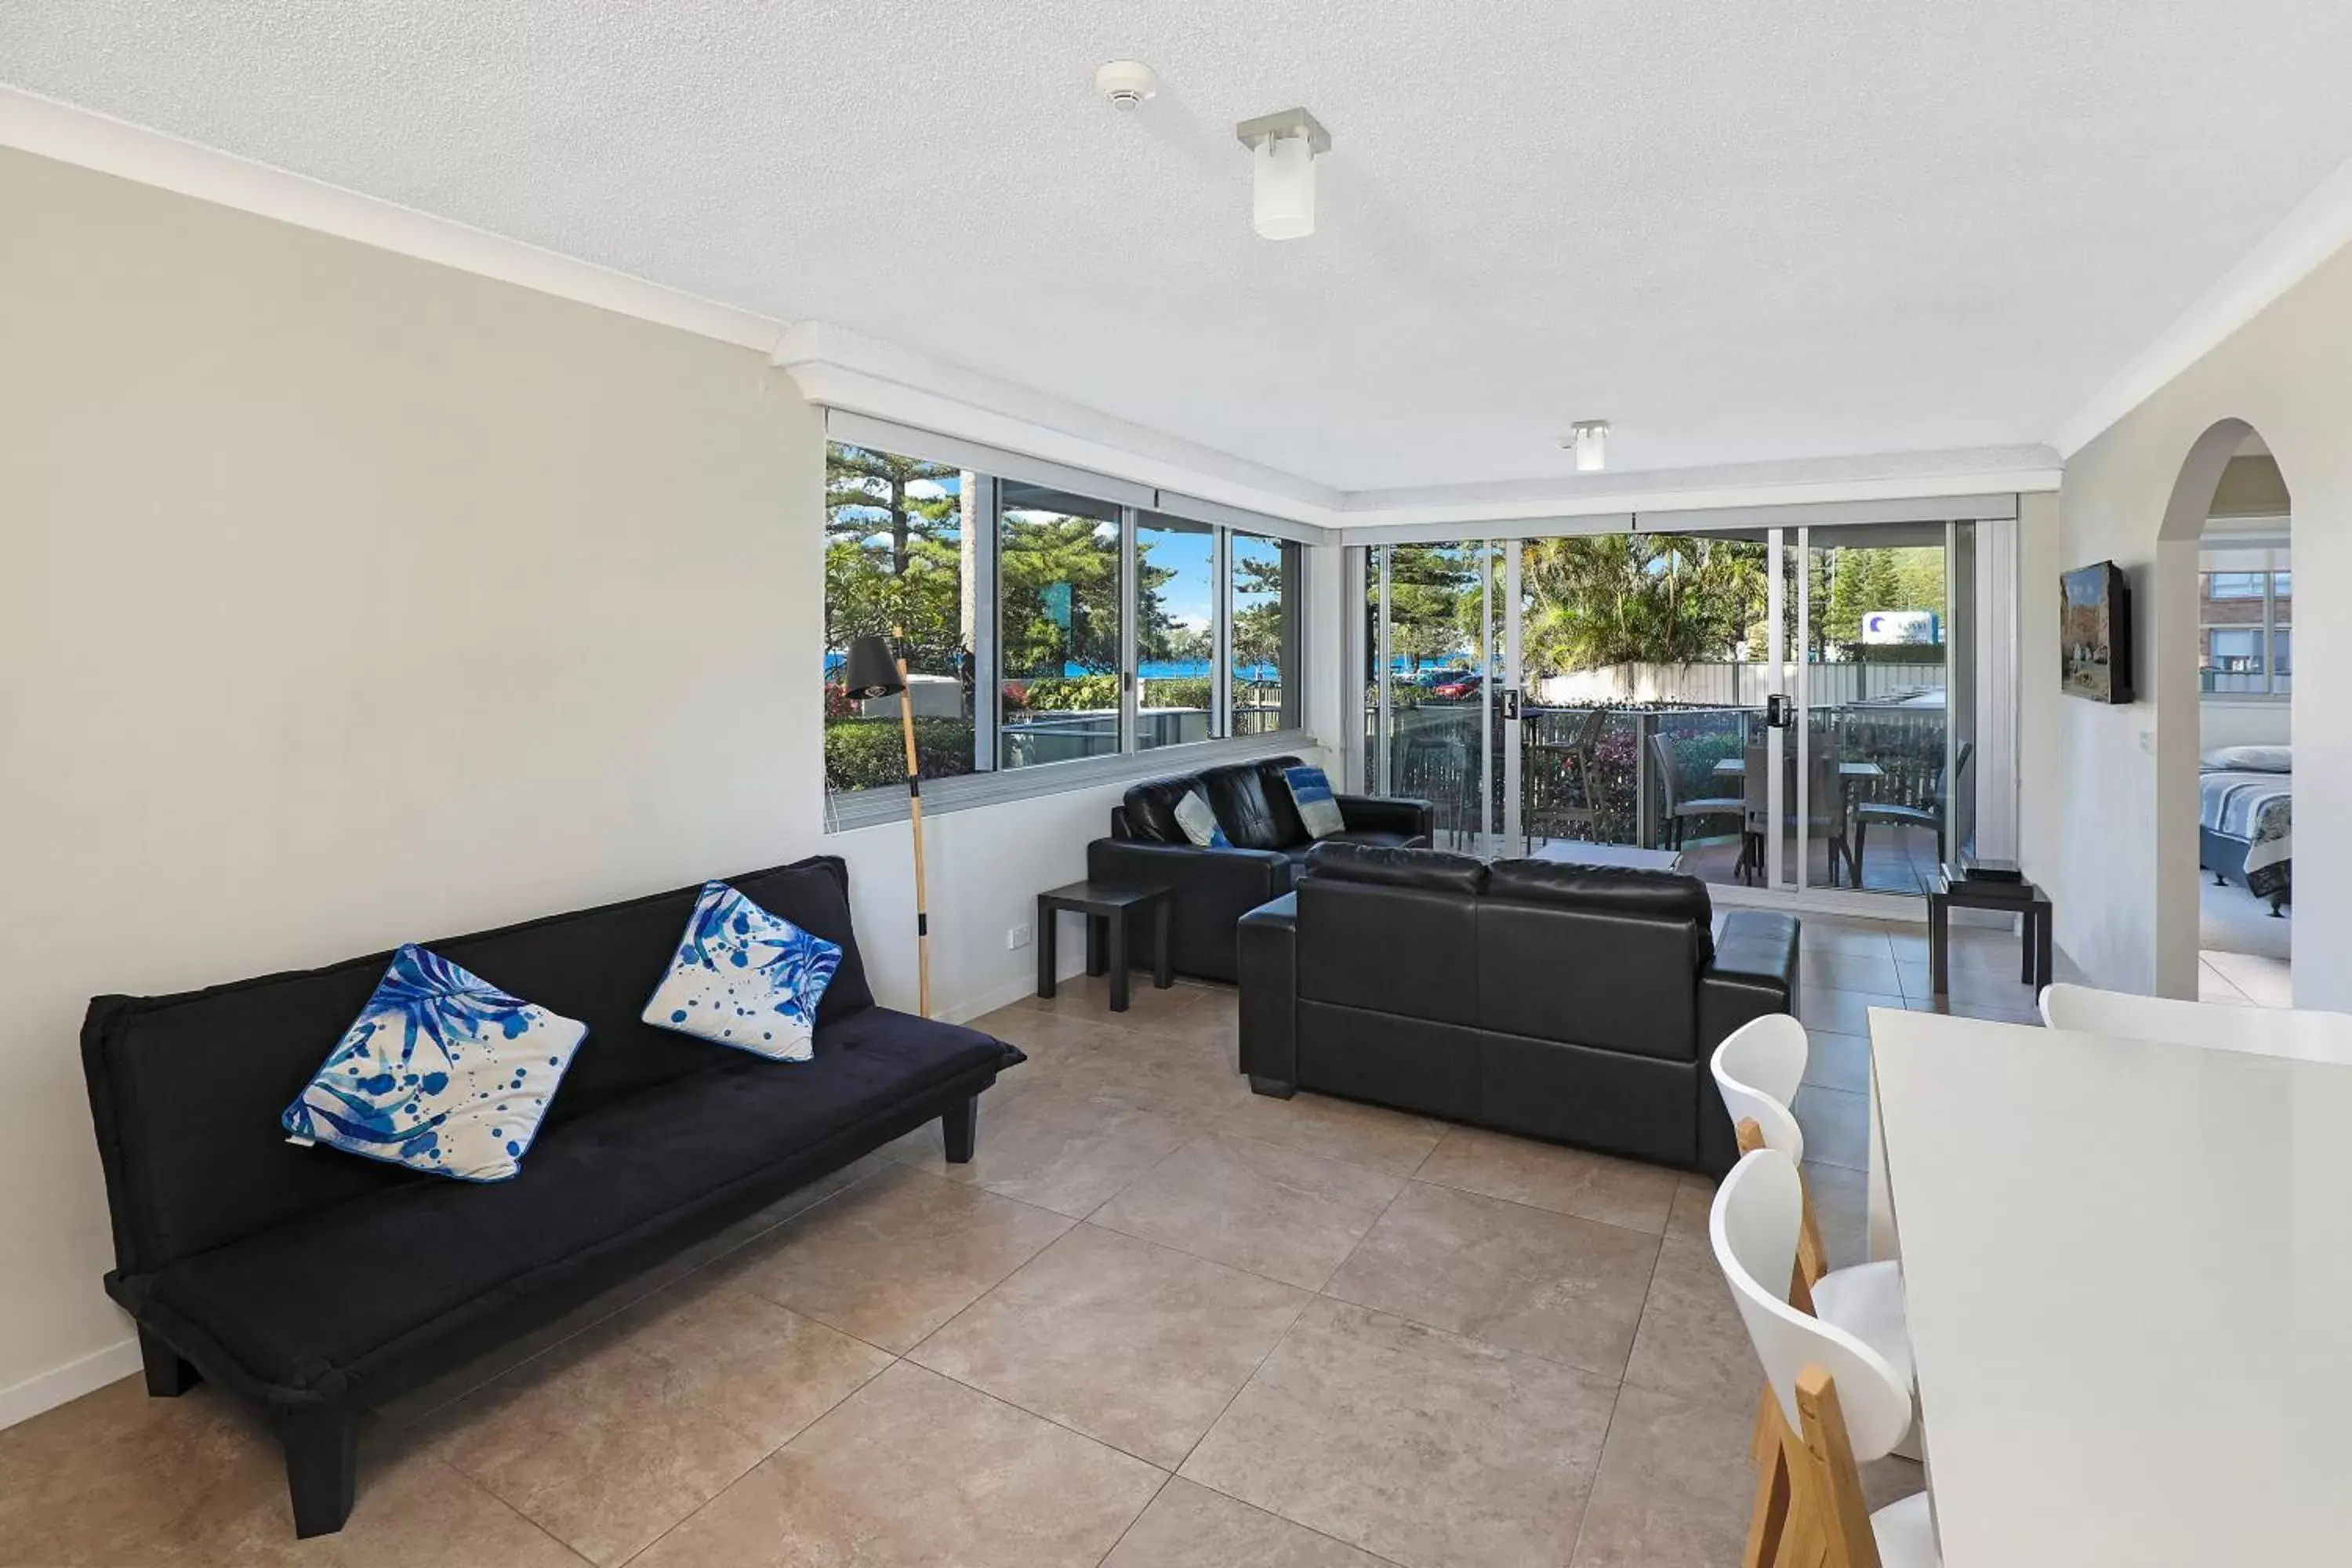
[1232,532,1303,735]
[824,445,978,793]
[997,483,1123,769]
[2198,546,2290,697]
[822,439,1308,808]
[1137,514,1217,749]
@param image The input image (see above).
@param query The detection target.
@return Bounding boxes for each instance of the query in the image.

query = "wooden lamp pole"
[842,631,930,1017]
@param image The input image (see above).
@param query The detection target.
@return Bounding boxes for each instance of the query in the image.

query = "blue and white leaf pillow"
[643,882,842,1061]
[282,946,586,1183]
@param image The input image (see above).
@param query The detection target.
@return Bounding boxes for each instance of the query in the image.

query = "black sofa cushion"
[1297,844,1485,1027]
[1304,839,1487,893]
[143,1007,1005,1392]
[1477,860,1714,1062]
[1202,758,1301,850]
[1483,858,1716,964]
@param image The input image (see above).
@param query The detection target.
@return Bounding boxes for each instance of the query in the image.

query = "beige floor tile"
[1021,971,1222,1030]
[1568,1384,1758,1568]
[967,1002,1147,1071]
[1415,1125,1680,1234]
[1799,1028,1870,1092]
[1621,1237,1759,1413]
[0,1376,285,1566]
[1101,1476,1392,1568]
[602,1279,894,1450]
[1666,1174,1715,1245]
[728,1163,1072,1351]
[1802,1159,1871,1272]
[1323,1182,1659,1378]
[1795,985,1910,1038]
[1797,920,1902,957]
[2202,947,2295,1007]
[1090,1134,1403,1290]
[161,1443,586,1568]
[1790,1083,1870,1171]
[1894,958,2040,1011]
[887,1084,1192,1218]
[1221,1089,1449,1177]
[633,1361,1163,1568]
[910,1222,1308,1468]
[1798,949,1903,998]
[1861,1453,1928,1515]
[1181,1298,1614,1568]
[429,1330,779,1566]
[2198,958,2254,1005]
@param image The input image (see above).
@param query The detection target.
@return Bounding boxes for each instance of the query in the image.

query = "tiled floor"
[2,911,2042,1568]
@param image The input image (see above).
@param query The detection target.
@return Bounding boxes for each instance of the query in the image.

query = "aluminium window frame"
[2196,541,2291,702]
[822,423,1319,833]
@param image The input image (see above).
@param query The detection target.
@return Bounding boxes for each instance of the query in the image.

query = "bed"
[2200,746,2292,915]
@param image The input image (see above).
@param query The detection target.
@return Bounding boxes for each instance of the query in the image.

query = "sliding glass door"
[1363,519,1973,902]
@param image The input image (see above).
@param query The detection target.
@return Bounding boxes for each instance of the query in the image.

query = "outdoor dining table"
[1711,756,1882,884]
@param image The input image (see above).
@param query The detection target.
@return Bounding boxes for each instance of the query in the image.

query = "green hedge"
[825,717,976,793]
[1020,674,1119,711]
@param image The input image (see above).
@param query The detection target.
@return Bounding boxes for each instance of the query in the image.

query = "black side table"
[1036,880,1174,1013]
[1929,869,2053,994]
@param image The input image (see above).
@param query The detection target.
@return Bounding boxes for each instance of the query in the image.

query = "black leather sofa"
[1086,754,1432,982]
[79,855,1021,1538]
[1237,843,1798,1175]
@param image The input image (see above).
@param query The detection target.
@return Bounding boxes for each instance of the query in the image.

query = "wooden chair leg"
[1743,1396,1797,1568]
[1795,1367,1884,1568]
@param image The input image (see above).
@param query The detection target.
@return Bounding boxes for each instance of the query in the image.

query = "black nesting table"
[1929,869,2053,994]
[1036,880,1174,1012]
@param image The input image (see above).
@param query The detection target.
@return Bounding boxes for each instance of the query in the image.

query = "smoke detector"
[1094,60,1158,110]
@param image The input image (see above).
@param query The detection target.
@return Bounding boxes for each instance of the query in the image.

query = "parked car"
[1431,673,1486,699]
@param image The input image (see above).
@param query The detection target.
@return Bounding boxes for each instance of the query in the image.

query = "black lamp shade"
[841,634,905,699]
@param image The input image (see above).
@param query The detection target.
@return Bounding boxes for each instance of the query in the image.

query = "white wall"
[0,147,830,1418]
[2201,700,2291,751]
[2024,244,2352,1003]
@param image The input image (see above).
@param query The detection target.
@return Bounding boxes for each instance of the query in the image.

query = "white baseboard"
[0,1337,141,1432]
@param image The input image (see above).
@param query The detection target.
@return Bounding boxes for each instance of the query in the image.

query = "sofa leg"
[281,1403,358,1539]
[942,1094,978,1164]
[139,1327,200,1397]
[1247,1073,1296,1100]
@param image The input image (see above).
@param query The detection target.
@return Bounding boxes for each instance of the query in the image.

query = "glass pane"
[997,482,1122,769]
[1134,514,1214,750]
[1809,528,1950,895]
[822,442,976,797]
[1232,532,1302,735]
[1515,532,1767,887]
[2207,571,2266,599]
[2273,570,2292,623]
[1384,543,1487,851]
[2273,627,2292,693]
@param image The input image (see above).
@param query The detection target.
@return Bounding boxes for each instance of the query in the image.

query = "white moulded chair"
[1711,1015,1916,1447]
[1713,1149,1938,1568]
[2039,982,2352,1064]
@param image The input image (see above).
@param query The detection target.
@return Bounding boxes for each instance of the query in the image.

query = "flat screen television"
[2060,561,2134,703]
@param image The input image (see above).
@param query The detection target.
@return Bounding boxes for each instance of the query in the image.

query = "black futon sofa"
[1237,843,1798,1175]
[1087,753,1432,982]
[79,855,1021,1538]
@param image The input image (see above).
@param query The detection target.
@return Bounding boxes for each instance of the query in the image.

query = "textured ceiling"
[9,2,2352,490]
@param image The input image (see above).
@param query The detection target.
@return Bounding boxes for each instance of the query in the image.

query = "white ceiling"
[8,2,2352,492]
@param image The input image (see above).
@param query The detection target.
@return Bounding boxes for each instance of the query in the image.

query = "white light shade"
[1254,133,1316,240]
[1572,422,1609,472]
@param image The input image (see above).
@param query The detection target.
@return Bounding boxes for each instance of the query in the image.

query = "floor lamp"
[841,633,930,1017]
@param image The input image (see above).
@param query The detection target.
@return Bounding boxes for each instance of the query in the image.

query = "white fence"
[1535,660,1944,709]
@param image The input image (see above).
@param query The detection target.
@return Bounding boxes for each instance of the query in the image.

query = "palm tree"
[1520,535,1763,677]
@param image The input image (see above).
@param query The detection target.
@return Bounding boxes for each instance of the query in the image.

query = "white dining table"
[1867,1008,2352,1566]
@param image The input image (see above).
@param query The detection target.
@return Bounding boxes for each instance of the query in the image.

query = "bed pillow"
[281,946,586,1182]
[1172,789,1230,848]
[643,881,842,1061]
[1283,764,1347,839]
[2201,745,2292,773]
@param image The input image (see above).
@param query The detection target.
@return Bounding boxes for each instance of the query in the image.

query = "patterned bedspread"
[2201,768,2292,901]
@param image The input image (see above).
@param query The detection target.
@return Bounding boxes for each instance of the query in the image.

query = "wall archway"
[2151,417,2285,997]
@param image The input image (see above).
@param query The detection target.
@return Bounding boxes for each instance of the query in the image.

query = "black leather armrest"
[1337,793,1434,842]
[1086,837,1291,895]
[1696,911,1802,1175]
[1237,893,1298,1096]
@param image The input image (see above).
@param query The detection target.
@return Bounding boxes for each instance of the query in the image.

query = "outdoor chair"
[1522,706,1608,852]
[1853,740,1971,886]
[1651,731,1744,851]
[1740,745,1855,885]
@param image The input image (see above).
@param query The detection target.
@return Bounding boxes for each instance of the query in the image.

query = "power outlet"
[1006,922,1033,950]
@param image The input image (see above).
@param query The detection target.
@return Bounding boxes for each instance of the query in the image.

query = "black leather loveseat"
[1087,753,1431,982]
[1237,843,1798,1175]
[79,855,1021,1538]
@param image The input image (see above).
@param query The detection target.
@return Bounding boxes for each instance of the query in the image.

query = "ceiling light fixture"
[1564,420,1610,472]
[1094,60,1157,109]
[1235,107,1329,240]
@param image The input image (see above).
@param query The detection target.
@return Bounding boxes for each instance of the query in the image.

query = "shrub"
[825,717,976,793]
[1022,674,1120,712]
